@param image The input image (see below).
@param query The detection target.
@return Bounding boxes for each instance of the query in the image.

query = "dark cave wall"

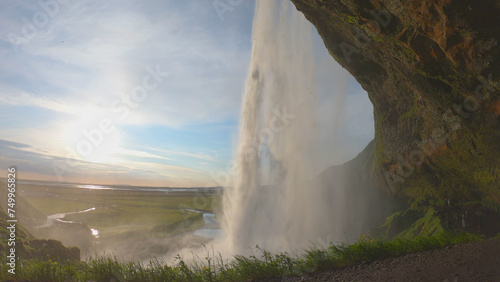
[291,0,500,205]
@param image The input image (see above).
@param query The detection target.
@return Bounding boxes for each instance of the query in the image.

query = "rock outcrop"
[0,209,80,262]
[291,0,499,208]
[0,181,80,261]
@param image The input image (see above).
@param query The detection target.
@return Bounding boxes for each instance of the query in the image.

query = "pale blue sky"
[0,0,373,187]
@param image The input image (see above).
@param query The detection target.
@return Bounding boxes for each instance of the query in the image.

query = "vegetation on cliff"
[0,181,80,262]
[291,0,499,236]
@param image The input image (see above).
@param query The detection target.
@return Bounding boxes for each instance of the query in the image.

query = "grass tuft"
[0,231,485,281]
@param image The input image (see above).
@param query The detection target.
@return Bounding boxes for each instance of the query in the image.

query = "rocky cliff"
[0,181,80,261]
[291,0,499,209]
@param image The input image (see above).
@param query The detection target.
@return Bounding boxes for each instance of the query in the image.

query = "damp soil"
[278,238,500,281]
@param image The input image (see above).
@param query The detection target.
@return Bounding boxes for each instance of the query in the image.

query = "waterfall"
[222,0,349,254]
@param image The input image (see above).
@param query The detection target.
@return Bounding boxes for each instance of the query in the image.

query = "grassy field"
[0,232,485,281]
[15,183,223,261]
[20,184,222,237]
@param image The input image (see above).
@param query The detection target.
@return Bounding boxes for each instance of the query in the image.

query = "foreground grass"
[0,232,484,281]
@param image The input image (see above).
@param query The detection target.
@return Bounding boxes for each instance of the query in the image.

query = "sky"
[0,0,374,187]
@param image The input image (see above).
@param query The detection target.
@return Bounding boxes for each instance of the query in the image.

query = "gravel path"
[280,238,500,281]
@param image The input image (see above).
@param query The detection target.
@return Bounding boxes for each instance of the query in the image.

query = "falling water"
[222,0,351,254]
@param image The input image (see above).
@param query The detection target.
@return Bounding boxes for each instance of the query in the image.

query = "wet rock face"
[291,0,500,203]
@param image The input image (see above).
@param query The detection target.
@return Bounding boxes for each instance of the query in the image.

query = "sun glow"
[63,106,122,164]
[82,132,121,163]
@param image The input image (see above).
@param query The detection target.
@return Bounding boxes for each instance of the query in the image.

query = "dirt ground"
[281,238,500,281]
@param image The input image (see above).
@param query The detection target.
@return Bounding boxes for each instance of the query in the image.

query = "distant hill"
[0,203,79,261]
[0,180,46,228]
[314,140,403,237]
[0,180,80,261]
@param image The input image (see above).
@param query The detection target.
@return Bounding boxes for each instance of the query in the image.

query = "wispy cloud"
[0,138,207,186]
[0,1,254,185]
[116,148,171,162]
[0,91,78,115]
[0,0,254,127]
[146,147,219,163]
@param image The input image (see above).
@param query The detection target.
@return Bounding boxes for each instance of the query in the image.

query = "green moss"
[473,167,500,189]
[372,108,386,174]
[390,123,500,209]
[399,103,419,121]
[341,13,360,25]
[382,209,422,237]
[398,208,444,238]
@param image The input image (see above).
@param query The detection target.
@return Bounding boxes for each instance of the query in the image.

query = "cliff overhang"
[291,0,499,205]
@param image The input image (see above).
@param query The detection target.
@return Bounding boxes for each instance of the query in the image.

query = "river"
[42,207,223,240]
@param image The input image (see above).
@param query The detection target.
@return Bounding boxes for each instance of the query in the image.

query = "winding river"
[41,207,223,240]
[190,211,224,239]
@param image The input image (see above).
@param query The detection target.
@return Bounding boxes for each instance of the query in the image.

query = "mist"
[220,0,376,256]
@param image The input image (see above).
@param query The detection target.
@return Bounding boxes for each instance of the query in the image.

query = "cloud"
[0,0,376,186]
[122,161,199,174]
[0,0,254,128]
[0,139,31,149]
[0,138,208,186]
[0,91,78,115]
[116,148,171,162]
[0,1,254,186]
[146,147,219,163]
